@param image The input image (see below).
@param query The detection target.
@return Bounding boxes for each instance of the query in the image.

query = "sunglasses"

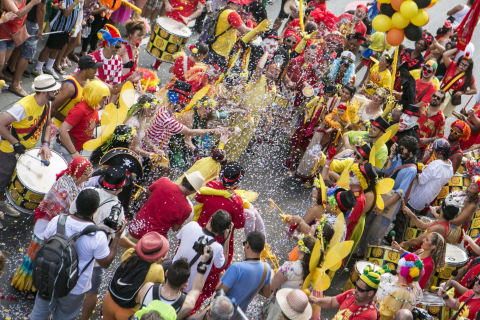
[354,153,363,160]
[114,45,122,49]
[475,277,480,283]
[285,38,297,44]
[355,282,369,293]
[459,62,470,68]
[431,94,443,100]
[422,66,433,72]
[243,241,248,246]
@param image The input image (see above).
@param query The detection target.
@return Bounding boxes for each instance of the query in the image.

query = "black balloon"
[380,3,396,17]
[414,0,432,9]
[404,24,423,41]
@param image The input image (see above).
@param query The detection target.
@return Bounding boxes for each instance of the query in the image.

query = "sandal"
[53,65,66,75]
[0,73,12,82]
[8,86,28,97]
[65,57,72,68]
[68,53,79,63]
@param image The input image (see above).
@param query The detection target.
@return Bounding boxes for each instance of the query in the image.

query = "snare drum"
[6,148,68,214]
[147,17,191,63]
[366,245,401,271]
[430,244,468,289]
[343,260,380,291]
[404,216,434,241]
[468,207,480,239]
[416,293,450,320]
[435,174,470,206]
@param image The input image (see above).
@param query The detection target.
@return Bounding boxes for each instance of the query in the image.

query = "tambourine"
[302,85,314,97]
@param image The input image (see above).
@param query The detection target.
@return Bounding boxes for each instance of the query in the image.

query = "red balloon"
[392,0,404,12]
[387,28,405,46]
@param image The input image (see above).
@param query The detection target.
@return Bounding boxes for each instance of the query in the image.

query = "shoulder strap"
[386,163,416,178]
[233,262,268,320]
[11,103,49,142]
[451,293,475,320]
[57,214,69,235]
[152,283,161,301]
[172,292,186,312]
[188,238,216,267]
[415,84,434,103]
[213,7,233,42]
[442,72,466,92]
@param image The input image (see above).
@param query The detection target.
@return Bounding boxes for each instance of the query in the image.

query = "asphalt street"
[0,0,478,319]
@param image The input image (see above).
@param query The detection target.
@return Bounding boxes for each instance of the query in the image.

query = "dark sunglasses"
[285,38,296,44]
[355,282,369,293]
[422,66,433,72]
[114,45,122,49]
[243,241,248,246]
[459,62,470,68]
[431,94,443,100]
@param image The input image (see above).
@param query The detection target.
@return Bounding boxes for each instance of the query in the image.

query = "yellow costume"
[224,75,275,161]
[378,285,420,320]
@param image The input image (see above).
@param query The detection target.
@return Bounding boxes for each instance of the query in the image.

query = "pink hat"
[136,232,170,262]
[276,289,312,320]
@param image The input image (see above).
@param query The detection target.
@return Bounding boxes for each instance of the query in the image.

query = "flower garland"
[398,252,424,283]
[297,234,312,254]
[351,163,368,190]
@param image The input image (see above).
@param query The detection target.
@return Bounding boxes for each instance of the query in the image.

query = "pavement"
[0,0,478,319]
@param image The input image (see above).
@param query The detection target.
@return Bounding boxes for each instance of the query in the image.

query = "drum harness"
[8,103,49,145]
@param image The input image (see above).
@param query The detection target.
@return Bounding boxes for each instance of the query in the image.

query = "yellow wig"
[83,80,110,108]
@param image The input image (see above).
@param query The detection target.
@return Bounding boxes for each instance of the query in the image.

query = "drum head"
[445,244,468,267]
[16,148,68,194]
[156,17,192,37]
[418,293,445,306]
[355,261,380,274]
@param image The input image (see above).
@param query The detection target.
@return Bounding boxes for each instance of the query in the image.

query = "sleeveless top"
[211,9,238,57]
[0,0,26,40]
[0,94,49,153]
[54,76,85,128]
[452,5,470,25]
[141,283,186,313]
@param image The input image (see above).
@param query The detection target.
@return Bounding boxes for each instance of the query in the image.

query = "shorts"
[46,31,70,50]
[0,40,15,52]
[86,266,104,293]
[145,0,162,11]
[0,151,17,189]
[21,21,40,60]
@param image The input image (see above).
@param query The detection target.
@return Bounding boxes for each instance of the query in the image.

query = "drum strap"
[451,293,475,320]
[10,103,49,143]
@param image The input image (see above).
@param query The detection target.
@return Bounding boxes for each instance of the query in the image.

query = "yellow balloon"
[411,9,429,26]
[377,0,391,3]
[372,14,393,33]
[400,1,418,18]
[392,12,410,29]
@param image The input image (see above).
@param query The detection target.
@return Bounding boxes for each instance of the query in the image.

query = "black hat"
[98,167,130,191]
[371,116,390,133]
[100,147,143,178]
[333,188,357,214]
[170,80,192,98]
[220,161,245,187]
[359,163,378,183]
[324,85,337,94]
[356,144,371,160]
[78,55,104,70]
[262,29,279,40]
[204,52,228,72]
[403,104,420,117]
[347,32,367,43]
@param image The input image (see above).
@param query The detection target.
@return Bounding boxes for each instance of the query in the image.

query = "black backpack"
[109,257,153,308]
[32,214,108,300]
[204,6,233,46]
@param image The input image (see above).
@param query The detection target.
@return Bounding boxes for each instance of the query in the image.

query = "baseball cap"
[78,55,104,70]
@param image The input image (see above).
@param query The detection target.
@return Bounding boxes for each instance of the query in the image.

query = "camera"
[411,307,434,320]
[395,144,403,155]
[103,203,123,231]
[193,236,212,255]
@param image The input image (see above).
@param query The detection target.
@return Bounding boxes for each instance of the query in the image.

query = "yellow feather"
[329,213,345,250]
[336,169,350,189]
[323,241,353,271]
[369,146,376,167]
[309,239,322,273]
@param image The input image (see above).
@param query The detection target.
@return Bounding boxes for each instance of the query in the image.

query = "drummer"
[0,75,60,217]
[437,274,480,320]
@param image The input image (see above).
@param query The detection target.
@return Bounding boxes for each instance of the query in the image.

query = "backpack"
[32,214,108,300]
[204,6,233,46]
[109,256,153,308]
[152,283,186,313]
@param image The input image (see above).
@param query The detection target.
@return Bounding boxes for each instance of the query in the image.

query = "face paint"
[263,38,278,57]
[398,113,419,132]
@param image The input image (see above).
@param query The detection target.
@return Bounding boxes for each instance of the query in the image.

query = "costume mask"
[263,38,278,58]
[398,113,419,132]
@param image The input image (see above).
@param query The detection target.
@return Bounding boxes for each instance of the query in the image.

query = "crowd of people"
[0,0,479,319]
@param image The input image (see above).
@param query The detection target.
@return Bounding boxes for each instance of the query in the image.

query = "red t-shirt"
[226,11,244,28]
[337,13,367,38]
[172,56,196,82]
[462,103,480,150]
[64,101,99,152]
[417,105,446,148]
[129,177,192,239]
[167,0,206,24]
[333,290,378,320]
[441,61,475,92]
[457,290,480,320]
[415,79,437,105]
[418,255,434,290]
[346,190,366,241]
[307,0,326,11]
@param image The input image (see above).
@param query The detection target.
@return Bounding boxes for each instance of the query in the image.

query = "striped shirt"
[50,0,80,33]
[144,106,184,152]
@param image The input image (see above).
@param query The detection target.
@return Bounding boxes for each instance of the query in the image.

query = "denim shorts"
[0,39,15,52]
[86,266,104,293]
[20,21,39,60]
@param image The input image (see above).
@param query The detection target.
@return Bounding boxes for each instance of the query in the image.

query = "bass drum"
[435,174,469,206]
[147,17,191,63]
[366,245,401,271]
[404,216,434,242]
[6,148,68,214]
[430,244,468,289]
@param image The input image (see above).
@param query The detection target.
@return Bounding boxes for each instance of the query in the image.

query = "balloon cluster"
[372,0,440,46]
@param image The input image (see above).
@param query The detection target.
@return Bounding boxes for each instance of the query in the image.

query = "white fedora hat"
[32,74,61,92]
[276,289,312,320]
[185,171,205,192]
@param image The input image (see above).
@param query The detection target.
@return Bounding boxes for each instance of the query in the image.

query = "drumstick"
[25,153,50,166]
[171,6,183,10]
[430,286,441,290]
[389,230,396,243]
[399,190,405,207]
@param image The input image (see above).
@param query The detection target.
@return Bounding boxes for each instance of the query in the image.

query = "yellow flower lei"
[351,163,368,190]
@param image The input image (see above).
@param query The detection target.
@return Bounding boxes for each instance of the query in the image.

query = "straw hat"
[136,232,170,262]
[185,171,205,192]
[32,74,61,92]
[276,289,312,320]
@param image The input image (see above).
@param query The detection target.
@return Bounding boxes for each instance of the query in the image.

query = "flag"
[456,0,480,51]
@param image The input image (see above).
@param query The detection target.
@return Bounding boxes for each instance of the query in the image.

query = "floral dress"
[261,260,304,320]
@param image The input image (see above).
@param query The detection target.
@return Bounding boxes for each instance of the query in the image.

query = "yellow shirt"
[0,94,49,153]
[330,158,355,174]
[53,76,85,128]
[366,63,392,97]
[121,248,164,311]
[368,32,391,52]
[211,9,239,57]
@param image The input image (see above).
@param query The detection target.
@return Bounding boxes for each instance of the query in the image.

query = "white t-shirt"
[7,103,27,122]
[43,215,110,295]
[172,222,225,292]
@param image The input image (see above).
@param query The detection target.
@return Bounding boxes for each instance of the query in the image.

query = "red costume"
[345,190,366,240]
[287,54,318,108]
[167,0,206,24]
[193,180,244,312]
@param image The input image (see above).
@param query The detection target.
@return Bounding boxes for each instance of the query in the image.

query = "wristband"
[324,164,330,168]
[197,265,207,274]
[69,150,77,155]
[450,280,455,286]
[442,295,449,300]
[42,142,50,147]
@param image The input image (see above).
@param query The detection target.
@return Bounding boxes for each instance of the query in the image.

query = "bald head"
[395,309,413,320]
